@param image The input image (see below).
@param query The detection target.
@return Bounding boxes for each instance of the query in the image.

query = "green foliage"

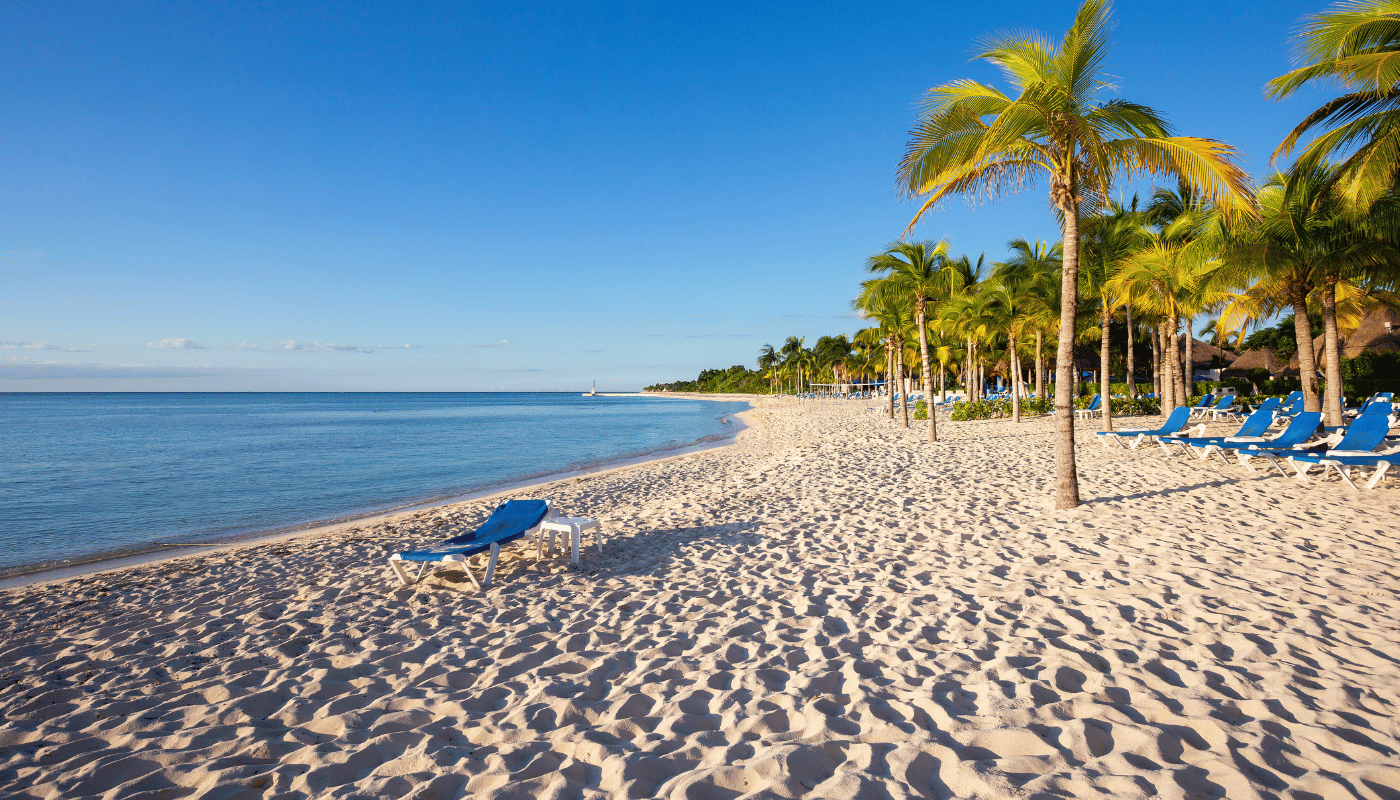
[948,397,1052,421]
[1109,396,1160,415]
[913,399,928,420]
[1241,314,1319,360]
[1341,351,1400,398]
[644,365,771,394]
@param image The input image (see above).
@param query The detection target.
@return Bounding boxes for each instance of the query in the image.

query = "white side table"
[537,517,602,566]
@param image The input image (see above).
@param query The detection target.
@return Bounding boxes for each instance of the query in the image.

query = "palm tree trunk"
[897,342,910,428]
[1166,318,1185,409]
[1035,331,1044,399]
[886,343,895,420]
[1053,197,1082,509]
[1010,331,1022,423]
[916,303,937,442]
[1100,305,1113,432]
[939,360,947,403]
[1320,278,1344,427]
[1292,290,1321,413]
[1182,316,1195,399]
[1125,303,1136,398]
[1157,324,1171,409]
[1150,325,1160,402]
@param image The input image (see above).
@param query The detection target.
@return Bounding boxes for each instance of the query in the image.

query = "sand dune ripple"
[2,401,1399,799]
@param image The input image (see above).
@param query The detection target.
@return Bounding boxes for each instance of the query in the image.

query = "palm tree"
[896,0,1253,508]
[1109,213,1220,411]
[1216,163,1400,424]
[758,344,779,395]
[866,239,956,442]
[996,240,1063,400]
[780,336,806,397]
[1080,202,1143,431]
[855,287,915,427]
[1267,0,1400,210]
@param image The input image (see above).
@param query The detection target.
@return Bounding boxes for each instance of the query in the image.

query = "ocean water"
[0,393,750,574]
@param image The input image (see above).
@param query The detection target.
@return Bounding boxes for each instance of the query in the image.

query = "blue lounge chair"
[1095,406,1192,449]
[389,498,553,589]
[1257,391,1302,414]
[1361,400,1393,418]
[1347,392,1395,417]
[1158,409,1276,458]
[1280,415,1395,485]
[1185,395,1215,419]
[1220,396,1280,422]
[1208,395,1239,421]
[1208,411,1323,472]
[1074,395,1102,420]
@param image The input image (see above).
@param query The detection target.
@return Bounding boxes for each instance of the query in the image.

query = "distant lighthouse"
[585,377,597,397]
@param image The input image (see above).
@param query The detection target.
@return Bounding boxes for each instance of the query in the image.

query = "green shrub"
[948,397,1052,421]
[1342,351,1400,398]
[914,399,928,420]
[1109,396,1160,415]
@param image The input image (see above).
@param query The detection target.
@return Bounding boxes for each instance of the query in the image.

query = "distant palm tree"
[866,239,956,442]
[855,289,915,426]
[780,336,806,396]
[995,240,1062,400]
[1081,201,1145,431]
[758,344,779,395]
[896,0,1253,508]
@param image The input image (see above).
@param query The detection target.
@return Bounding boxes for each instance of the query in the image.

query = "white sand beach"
[2,400,1399,799]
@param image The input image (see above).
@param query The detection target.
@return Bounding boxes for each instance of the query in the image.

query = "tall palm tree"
[1109,213,1218,410]
[896,0,1253,508]
[866,239,956,442]
[780,336,806,397]
[855,287,916,427]
[1268,0,1400,210]
[1216,163,1400,424]
[758,344,779,395]
[1080,201,1143,431]
[997,240,1063,399]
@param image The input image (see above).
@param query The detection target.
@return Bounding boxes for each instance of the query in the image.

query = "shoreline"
[0,401,759,591]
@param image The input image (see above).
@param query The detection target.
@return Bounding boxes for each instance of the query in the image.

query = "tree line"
[654,1,1400,509]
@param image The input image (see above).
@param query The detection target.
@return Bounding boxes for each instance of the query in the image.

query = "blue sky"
[2,0,1335,391]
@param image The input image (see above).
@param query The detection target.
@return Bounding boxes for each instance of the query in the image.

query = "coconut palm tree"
[1267,0,1400,210]
[1080,202,1144,430]
[1109,213,1221,410]
[896,0,1253,508]
[1216,163,1400,424]
[758,344,779,395]
[855,287,916,427]
[992,240,1061,400]
[865,239,957,442]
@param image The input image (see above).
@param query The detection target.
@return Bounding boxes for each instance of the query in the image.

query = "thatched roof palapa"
[1224,348,1284,376]
[1179,338,1237,369]
[1283,306,1399,375]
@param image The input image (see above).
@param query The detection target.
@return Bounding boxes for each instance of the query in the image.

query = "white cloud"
[147,338,204,349]
[370,344,422,350]
[472,339,513,348]
[216,340,376,353]
[1,339,88,352]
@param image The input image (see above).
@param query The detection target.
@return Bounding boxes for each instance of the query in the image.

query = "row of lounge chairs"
[1097,391,1400,489]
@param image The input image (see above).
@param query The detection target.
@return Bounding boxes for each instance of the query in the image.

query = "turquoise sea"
[0,393,750,575]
